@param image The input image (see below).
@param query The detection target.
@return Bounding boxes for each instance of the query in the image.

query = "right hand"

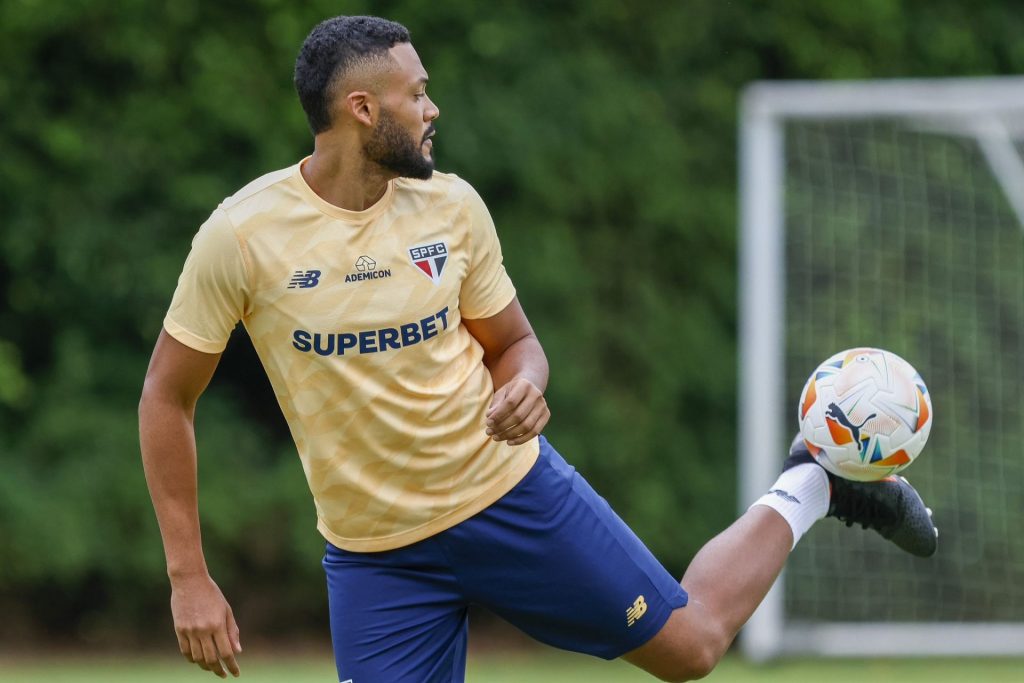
[171,573,242,678]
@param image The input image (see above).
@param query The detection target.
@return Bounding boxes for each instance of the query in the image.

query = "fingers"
[507,401,550,446]
[486,381,521,421]
[188,636,207,670]
[214,628,240,678]
[171,577,240,678]
[227,607,242,654]
[178,623,239,678]
[178,632,192,660]
[486,380,549,444]
[201,635,228,678]
[486,380,532,427]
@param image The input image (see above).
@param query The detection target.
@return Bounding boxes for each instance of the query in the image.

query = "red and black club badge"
[408,241,448,285]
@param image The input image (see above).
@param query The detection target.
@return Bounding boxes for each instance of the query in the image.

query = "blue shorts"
[323,436,688,682]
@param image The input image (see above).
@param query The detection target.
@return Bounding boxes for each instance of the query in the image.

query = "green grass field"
[2,652,1022,683]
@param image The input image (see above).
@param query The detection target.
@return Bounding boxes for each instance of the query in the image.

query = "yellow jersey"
[164,160,539,551]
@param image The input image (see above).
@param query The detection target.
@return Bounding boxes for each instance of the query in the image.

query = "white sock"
[751,464,830,548]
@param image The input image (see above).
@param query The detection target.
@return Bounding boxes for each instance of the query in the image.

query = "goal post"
[738,77,1024,660]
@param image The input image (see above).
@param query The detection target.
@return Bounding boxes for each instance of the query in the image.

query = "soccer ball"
[798,348,932,482]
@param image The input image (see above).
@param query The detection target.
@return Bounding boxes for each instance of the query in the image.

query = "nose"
[425,95,440,122]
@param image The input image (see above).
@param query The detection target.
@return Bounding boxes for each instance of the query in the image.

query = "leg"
[442,438,689,661]
[622,506,792,681]
[323,540,469,683]
[622,443,833,681]
[623,435,938,681]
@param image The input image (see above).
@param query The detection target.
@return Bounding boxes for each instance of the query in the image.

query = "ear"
[343,91,376,128]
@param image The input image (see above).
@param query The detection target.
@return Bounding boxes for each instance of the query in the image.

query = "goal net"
[738,78,1024,660]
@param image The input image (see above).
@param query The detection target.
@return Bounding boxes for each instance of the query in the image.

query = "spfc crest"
[408,241,448,285]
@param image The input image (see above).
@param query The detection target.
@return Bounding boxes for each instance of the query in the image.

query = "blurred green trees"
[2,0,1024,642]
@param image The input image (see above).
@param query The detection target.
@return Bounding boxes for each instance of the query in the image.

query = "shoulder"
[221,165,296,210]
[394,171,481,207]
[218,164,302,228]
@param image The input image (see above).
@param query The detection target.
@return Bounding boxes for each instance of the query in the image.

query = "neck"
[301,136,395,212]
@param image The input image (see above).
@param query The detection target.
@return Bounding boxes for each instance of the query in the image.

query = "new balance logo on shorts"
[288,269,322,289]
[626,595,648,627]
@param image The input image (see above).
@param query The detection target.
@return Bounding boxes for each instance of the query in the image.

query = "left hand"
[485,377,550,446]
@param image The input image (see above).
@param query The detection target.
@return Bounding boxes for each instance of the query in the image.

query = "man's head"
[294,16,439,179]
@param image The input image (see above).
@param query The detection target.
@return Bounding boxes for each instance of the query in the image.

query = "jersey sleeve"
[163,208,251,353]
[459,186,516,320]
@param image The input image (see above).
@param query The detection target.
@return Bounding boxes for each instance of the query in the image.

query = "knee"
[652,641,720,682]
[625,608,729,682]
[683,642,721,681]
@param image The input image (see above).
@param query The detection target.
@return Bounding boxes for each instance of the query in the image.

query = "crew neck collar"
[294,156,396,222]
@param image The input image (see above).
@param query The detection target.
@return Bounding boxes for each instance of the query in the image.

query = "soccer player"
[139,15,938,682]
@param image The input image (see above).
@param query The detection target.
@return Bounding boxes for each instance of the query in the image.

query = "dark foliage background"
[1,0,1022,644]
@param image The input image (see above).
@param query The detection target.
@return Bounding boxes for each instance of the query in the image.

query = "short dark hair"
[294,16,411,134]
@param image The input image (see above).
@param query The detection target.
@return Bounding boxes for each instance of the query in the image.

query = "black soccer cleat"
[786,435,938,558]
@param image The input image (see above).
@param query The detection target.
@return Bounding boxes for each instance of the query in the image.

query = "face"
[363,42,440,180]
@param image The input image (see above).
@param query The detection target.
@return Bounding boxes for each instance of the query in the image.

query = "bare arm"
[462,297,550,446]
[139,330,241,678]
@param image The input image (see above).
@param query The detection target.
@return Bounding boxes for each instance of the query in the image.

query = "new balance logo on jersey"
[288,270,322,289]
[409,241,448,284]
[769,489,801,504]
[626,595,647,627]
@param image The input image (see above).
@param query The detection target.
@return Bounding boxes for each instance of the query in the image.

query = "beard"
[364,109,435,180]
